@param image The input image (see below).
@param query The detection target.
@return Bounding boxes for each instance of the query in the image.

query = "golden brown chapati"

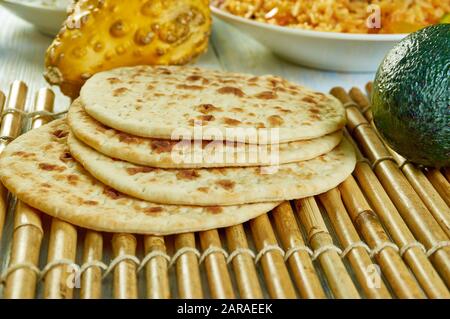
[68,130,356,206]
[80,65,346,143]
[68,99,343,168]
[0,119,279,235]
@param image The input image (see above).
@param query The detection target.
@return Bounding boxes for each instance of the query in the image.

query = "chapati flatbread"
[80,66,346,143]
[0,119,279,235]
[68,99,343,168]
[68,130,356,206]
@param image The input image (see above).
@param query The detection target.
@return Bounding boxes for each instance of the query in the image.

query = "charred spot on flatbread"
[204,206,223,214]
[217,86,245,97]
[38,163,66,172]
[126,166,155,175]
[103,186,122,199]
[215,179,235,191]
[176,169,200,180]
[150,140,174,153]
[196,104,222,114]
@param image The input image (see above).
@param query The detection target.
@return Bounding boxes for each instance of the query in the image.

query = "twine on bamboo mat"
[0,109,67,143]
[393,240,450,257]
[351,122,372,135]
[0,108,68,120]
[13,221,44,236]
[226,248,256,264]
[169,247,201,268]
[311,245,343,260]
[343,98,371,116]
[342,100,375,114]
[0,262,40,283]
[369,242,399,259]
[199,246,229,264]
[102,254,140,279]
[0,260,81,284]
[342,102,359,109]
[39,259,80,281]
[3,240,449,284]
[284,245,313,261]
[254,245,285,264]
[399,242,426,257]
[137,251,171,273]
[397,159,412,171]
[371,156,397,170]
[426,241,450,257]
[360,105,372,115]
[340,242,371,258]
[79,260,108,276]
[357,157,371,166]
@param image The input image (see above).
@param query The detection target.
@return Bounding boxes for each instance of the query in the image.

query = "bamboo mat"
[0,81,449,299]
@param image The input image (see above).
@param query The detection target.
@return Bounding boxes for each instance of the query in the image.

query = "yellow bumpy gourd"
[44,0,211,98]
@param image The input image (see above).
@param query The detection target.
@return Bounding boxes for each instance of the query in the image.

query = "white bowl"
[1,1,66,36]
[211,6,408,72]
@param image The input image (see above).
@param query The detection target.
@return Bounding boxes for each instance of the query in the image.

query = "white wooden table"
[0,7,375,113]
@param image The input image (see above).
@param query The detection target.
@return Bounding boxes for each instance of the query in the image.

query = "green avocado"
[372,24,450,168]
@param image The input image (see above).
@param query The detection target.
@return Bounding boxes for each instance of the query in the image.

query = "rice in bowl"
[213,0,450,34]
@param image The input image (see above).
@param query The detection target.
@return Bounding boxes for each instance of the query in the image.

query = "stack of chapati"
[0,66,355,235]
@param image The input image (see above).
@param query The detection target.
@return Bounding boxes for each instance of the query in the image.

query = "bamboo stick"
[349,87,371,119]
[80,231,103,299]
[3,88,53,298]
[0,81,27,148]
[18,88,80,299]
[294,198,360,299]
[250,214,297,299]
[318,191,391,299]
[271,201,326,298]
[199,230,235,298]
[174,233,203,298]
[350,87,450,238]
[347,127,449,298]
[350,88,373,122]
[29,89,77,299]
[444,168,450,183]
[0,82,27,242]
[225,225,263,298]
[43,219,78,299]
[424,169,450,207]
[399,162,450,238]
[3,203,43,298]
[29,88,54,128]
[0,91,4,112]
[339,177,426,298]
[111,233,138,299]
[353,158,450,298]
[380,133,449,238]
[331,87,450,286]
[143,236,170,299]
